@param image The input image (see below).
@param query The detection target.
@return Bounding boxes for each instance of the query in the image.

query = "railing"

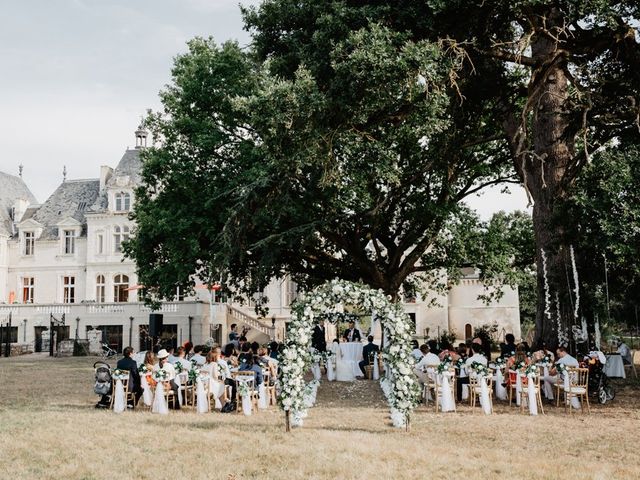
[36,305,70,314]
[226,305,274,338]
[87,304,126,314]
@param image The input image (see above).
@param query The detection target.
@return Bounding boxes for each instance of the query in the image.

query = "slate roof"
[0,171,38,237]
[31,179,100,239]
[90,148,143,213]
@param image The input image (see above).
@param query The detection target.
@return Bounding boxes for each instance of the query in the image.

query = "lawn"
[1,354,639,479]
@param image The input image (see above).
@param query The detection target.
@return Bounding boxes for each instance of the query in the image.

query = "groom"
[343,321,361,343]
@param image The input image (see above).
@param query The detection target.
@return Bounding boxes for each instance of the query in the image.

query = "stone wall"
[0,343,34,356]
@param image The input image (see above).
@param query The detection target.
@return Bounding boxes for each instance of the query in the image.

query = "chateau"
[0,126,521,354]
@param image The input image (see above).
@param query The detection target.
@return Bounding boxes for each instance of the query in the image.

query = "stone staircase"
[225,304,274,345]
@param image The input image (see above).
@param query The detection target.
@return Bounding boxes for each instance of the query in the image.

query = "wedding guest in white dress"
[618,340,632,365]
[202,349,231,410]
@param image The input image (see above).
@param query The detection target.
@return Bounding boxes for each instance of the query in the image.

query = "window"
[96,234,104,254]
[96,275,105,303]
[115,192,131,212]
[175,287,185,302]
[22,277,34,303]
[113,226,130,253]
[63,276,75,304]
[23,231,35,256]
[285,279,298,306]
[0,327,18,344]
[63,230,75,254]
[113,274,129,303]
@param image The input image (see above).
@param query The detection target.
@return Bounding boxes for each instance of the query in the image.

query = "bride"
[331,339,356,382]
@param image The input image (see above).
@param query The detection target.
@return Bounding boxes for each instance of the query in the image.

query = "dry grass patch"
[1,354,639,479]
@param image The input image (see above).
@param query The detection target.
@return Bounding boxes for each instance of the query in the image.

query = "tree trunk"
[526,7,577,350]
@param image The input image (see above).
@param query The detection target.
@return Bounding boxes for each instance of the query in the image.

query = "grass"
[1,354,639,479]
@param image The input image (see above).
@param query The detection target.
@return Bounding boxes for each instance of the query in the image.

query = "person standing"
[312,319,327,352]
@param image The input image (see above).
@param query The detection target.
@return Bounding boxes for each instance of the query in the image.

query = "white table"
[604,354,626,378]
[339,342,364,378]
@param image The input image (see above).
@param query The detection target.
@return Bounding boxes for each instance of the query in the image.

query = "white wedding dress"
[335,343,356,382]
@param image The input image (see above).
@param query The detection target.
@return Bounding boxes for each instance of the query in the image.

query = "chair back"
[233,370,256,390]
[570,367,589,388]
[112,370,130,392]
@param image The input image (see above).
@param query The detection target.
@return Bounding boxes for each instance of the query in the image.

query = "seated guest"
[618,340,632,365]
[343,321,362,343]
[414,344,440,384]
[203,350,231,409]
[238,336,248,352]
[116,346,143,407]
[190,345,206,366]
[358,336,380,376]
[438,343,459,361]
[501,333,517,357]
[238,342,253,365]
[143,350,158,370]
[457,343,487,401]
[542,346,579,401]
[173,346,191,372]
[257,347,278,376]
[166,346,177,364]
[411,340,422,361]
[154,349,180,409]
[269,341,280,361]
[456,343,469,361]
[238,354,263,386]
[251,341,260,355]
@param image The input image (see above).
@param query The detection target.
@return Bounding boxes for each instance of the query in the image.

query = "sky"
[0,0,530,219]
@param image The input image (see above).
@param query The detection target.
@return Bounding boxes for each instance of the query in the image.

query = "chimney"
[100,166,113,190]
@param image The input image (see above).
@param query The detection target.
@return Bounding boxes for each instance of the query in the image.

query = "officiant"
[343,321,361,343]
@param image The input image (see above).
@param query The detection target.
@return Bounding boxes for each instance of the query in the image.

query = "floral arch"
[278,279,420,430]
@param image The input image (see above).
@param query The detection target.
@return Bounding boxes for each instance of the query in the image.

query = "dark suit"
[343,328,361,343]
[311,325,327,352]
[359,342,380,375]
[116,356,143,406]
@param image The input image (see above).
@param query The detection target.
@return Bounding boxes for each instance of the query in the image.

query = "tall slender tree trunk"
[526,8,576,349]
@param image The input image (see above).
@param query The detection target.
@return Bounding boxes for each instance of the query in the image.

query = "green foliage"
[562,145,640,328]
[128,22,515,302]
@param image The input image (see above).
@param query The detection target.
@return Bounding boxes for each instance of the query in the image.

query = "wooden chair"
[265,364,278,405]
[422,367,437,408]
[109,370,135,409]
[507,370,519,407]
[434,369,456,413]
[469,371,494,414]
[624,350,638,379]
[154,380,178,410]
[175,371,192,407]
[565,367,590,414]
[232,371,259,414]
[518,374,545,415]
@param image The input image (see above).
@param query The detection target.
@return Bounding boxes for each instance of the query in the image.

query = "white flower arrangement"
[277,279,420,428]
[112,369,128,380]
[541,249,551,321]
[153,369,168,381]
[556,292,569,347]
[570,245,580,320]
[524,364,539,378]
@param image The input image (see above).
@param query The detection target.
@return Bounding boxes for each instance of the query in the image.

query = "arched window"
[114,274,129,303]
[96,275,105,303]
[115,192,131,212]
[465,323,473,340]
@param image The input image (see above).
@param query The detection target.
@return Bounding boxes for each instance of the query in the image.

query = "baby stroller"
[94,361,112,408]
[585,352,615,404]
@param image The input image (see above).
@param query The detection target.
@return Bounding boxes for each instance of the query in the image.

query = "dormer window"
[115,192,131,212]
[63,230,76,254]
[23,231,35,256]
